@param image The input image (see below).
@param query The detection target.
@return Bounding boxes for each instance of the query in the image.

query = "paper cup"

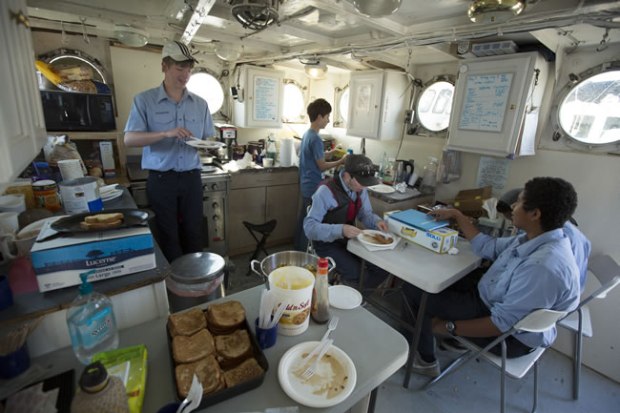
[263,158,274,167]
[0,212,19,234]
[268,266,315,336]
[58,159,85,181]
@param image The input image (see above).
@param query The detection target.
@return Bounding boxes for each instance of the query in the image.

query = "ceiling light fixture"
[215,43,242,61]
[231,0,279,31]
[467,0,526,24]
[352,0,402,18]
[301,58,328,79]
[114,25,149,47]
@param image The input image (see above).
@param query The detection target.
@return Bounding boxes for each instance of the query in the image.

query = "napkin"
[482,197,498,220]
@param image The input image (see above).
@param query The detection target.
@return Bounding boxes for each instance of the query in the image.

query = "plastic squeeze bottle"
[311,257,331,324]
[70,361,130,413]
[66,270,119,365]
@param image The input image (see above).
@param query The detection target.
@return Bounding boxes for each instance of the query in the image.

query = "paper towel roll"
[280,138,293,167]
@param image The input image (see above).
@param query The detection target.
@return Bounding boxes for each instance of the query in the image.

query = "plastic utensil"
[268,302,287,329]
[301,339,333,380]
[176,374,202,413]
[319,316,339,343]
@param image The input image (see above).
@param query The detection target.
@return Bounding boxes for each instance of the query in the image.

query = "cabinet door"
[266,183,299,244]
[233,66,283,128]
[347,71,383,138]
[228,187,266,255]
[0,0,46,183]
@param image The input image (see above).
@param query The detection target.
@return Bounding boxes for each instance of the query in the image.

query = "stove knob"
[211,183,218,190]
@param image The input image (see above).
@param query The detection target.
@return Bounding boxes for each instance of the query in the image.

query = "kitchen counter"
[0,188,169,327]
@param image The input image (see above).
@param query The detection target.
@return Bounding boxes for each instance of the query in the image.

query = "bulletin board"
[446,52,546,158]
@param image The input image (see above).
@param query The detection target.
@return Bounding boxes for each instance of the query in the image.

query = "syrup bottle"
[311,257,331,324]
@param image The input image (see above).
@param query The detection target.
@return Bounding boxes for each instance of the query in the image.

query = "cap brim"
[353,174,379,187]
[168,54,198,64]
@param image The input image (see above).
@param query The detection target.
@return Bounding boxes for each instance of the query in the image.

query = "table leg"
[358,259,367,292]
[403,291,428,388]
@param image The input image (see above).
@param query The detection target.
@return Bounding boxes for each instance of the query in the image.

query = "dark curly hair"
[522,177,577,232]
[307,98,332,122]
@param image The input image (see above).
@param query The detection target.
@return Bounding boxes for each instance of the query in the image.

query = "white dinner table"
[347,237,481,388]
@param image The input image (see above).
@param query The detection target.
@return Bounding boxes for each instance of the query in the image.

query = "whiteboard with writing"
[446,52,548,157]
[459,73,513,132]
[253,76,279,122]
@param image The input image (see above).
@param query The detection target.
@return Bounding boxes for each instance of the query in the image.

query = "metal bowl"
[251,250,335,281]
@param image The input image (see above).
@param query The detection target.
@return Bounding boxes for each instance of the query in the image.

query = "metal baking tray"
[166,308,269,409]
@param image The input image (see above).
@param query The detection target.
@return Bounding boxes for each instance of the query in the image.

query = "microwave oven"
[40,90,116,132]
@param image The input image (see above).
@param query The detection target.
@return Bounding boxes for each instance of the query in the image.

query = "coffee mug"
[0,233,16,265]
[0,194,26,213]
[0,212,19,234]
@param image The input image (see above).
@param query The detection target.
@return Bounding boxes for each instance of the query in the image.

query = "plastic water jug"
[420,157,438,194]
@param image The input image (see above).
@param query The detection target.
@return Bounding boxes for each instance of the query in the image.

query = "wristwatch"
[445,320,457,335]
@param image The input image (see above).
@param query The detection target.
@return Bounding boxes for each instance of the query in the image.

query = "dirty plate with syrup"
[357,230,397,248]
[278,341,356,408]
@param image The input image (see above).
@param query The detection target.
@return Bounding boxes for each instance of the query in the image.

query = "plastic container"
[420,156,438,194]
[268,266,315,336]
[166,252,225,313]
[67,270,119,365]
[311,257,330,324]
[70,361,130,413]
[266,134,277,162]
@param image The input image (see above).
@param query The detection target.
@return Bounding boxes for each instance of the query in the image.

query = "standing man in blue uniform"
[124,41,215,262]
[294,98,345,251]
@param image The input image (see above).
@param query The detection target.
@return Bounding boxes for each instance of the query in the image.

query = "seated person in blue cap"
[304,154,389,289]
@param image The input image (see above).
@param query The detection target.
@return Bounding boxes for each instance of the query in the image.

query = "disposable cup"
[0,194,26,213]
[254,317,278,349]
[262,158,274,167]
[268,266,315,336]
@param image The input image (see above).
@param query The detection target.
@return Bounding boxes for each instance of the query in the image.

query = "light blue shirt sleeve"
[303,172,382,242]
[476,230,580,348]
[563,222,591,292]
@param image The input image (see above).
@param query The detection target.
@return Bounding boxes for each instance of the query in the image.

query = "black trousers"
[402,272,534,360]
[147,169,203,263]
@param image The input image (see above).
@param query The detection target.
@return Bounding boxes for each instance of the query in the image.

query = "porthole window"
[416,79,454,132]
[557,65,620,145]
[333,85,349,127]
[187,69,224,114]
[282,80,306,123]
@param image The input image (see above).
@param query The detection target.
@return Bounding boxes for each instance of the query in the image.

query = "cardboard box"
[99,141,116,178]
[453,186,492,218]
[31,222,156,292]
[386,212,459,254]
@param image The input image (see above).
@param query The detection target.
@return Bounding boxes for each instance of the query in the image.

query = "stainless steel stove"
[126,162,230,256]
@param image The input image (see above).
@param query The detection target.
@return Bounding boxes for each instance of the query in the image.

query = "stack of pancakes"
[168,301,265,399]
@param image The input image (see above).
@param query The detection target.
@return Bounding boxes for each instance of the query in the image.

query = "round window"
[187,70,224,114]
[558,69,620,145]
[416,80,454,132]
[282,82,306,122]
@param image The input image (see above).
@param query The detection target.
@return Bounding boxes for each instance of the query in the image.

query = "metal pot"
[167,252,226,312]
[251,250,336,283]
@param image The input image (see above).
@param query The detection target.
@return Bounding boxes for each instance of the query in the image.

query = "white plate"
[278,341,357,408]
[329,285,362,310]
[368,184,395,194]
[185,139,226,149]
[357,230,397,248]
[101,189,123,202]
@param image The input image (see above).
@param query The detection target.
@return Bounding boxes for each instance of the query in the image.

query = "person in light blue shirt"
[294,99,345,251]
[304,154,388,287]
[403,177,581,378]
[497,187,591,292]
[124,41,215,262]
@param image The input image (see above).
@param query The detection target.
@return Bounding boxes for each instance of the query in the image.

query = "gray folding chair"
[558,254,620,400]
[426,309,567,413]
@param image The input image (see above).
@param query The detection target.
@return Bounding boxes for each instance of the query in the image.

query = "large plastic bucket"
[268,266,315,336]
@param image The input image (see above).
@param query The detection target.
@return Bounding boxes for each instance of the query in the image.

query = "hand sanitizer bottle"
[67,270,119,364]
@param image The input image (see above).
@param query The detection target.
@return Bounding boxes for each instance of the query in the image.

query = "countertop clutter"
[0,188,169,326]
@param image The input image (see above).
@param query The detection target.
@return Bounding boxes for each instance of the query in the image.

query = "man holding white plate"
[304,154,389,288]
